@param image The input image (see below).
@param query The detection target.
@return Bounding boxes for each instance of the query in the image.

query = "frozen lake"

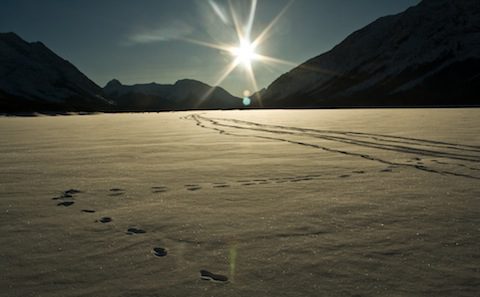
[1,109,479,297]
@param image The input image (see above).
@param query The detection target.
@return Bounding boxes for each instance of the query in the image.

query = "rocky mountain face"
[0,32,111,112]
[260,0,480,107]
[103,79,242,111]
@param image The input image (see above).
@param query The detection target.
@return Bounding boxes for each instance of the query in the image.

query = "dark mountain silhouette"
[0,32,112,112]
[103,79,242,111]
[0,32,241,112]
[259,0,480,107]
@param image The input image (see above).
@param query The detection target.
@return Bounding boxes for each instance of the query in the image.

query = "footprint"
[109,192,125,197]
[381,168,392,173]
[81,209,96,213]
[200,270,229,283]
[241,183,256,186]
[96,217,112,223]
[213,184,230,188]
[339,175,351,178]
[57,201,75,207]
[126,228,146,235]
[152,186,168,193]
[109,188,125,197]
[185,185,202,191]
[52,189,79,200]
[64,189,82,195]
[152,247,167,257]
[52,195,71,200]
[352,170,365,174]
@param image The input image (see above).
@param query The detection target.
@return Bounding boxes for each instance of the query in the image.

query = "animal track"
[57,201,74,207]
[97,217,112,223]
[127,227,146,235]
[81,209,96,213]
[64,189,82,195]
[151,186,168,193]
[200,270,229,283]
[152,247,168,257]
[185,184,202,191]
[109,188,125,197]
[185,114,480,180]
[52,188,82,200]
[53,189,80,207]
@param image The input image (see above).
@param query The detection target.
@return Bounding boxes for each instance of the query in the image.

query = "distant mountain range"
[260,0,480,107]
[0,33,241,112]
[1,0,479,112]
[103,79,242,111]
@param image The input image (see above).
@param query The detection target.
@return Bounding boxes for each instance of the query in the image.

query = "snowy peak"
[261,0,480,107]
[0,32,110,111]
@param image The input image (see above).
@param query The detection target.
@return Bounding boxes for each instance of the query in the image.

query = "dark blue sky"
[1,0,419,96]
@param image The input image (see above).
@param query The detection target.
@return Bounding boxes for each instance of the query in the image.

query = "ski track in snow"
[183,114,480,180]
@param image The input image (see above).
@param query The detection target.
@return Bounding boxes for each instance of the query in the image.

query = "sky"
[0,0,419,96]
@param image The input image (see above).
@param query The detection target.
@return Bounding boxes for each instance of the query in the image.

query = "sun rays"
[181,0,296,107]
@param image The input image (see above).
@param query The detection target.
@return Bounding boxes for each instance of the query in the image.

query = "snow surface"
[0,109,479,297]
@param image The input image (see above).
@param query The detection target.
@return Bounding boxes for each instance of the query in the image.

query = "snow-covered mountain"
[0,32,111,112]
[103,79,242,110]
[261,0,480,107]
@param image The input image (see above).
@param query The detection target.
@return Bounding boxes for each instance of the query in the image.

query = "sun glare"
[183,0,296,107]
[230,39,258,68]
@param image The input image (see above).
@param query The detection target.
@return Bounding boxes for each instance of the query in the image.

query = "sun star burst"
[230,38,258,68]
[180,0,297,107]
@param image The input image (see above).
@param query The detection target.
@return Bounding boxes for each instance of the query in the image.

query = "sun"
[182,0,296,107]
[230,38,258,68]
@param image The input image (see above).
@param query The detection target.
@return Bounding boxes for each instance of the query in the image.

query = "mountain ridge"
[0,32,112,112]
[103,78,242,111]
[259,0,480,107]
[0,32,242,112]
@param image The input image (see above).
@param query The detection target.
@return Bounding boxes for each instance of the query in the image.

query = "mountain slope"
[103,79,242,111]
[261,0,480,107]
[0,32,111,112]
